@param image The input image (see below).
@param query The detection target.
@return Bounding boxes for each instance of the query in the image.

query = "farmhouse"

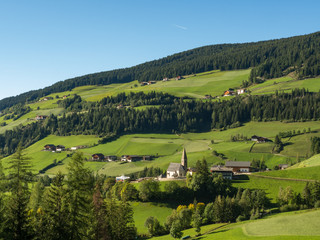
[225,161,251,173]
[121,155,142,162]
[106,155,117,161]
[56,145,65,152]
[223,90,235,96]
[278,164,289,170]
[175,76,182,81]
[148,81,156,85]
[35,115,48,120]
[92,153,105,161]
[162,77,169,81]
[140,82,148,86]
[43,97,53,101]
[210,166,233,180]
[70,145,87,150]
[237,88,246,95]
[116,175,130,182]
[43,144,56,151]
[251,135,270,143]
[166,148,188,178]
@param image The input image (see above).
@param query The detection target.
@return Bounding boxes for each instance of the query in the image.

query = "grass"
[291,154,320,168]
[255,165,320,181]
[0,135,100,173]
[232,175,306,203]
[131,202,174,234]
[65,69,251,101]
[151,209,320,240]
[250,76,320,95]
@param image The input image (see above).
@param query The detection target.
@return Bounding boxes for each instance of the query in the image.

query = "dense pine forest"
[1,31,320,111]
[1,89,320,157]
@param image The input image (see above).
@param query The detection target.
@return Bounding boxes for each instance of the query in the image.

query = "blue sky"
[0,0,319,100]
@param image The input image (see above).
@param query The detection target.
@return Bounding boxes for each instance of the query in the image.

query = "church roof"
[167,163,184,172]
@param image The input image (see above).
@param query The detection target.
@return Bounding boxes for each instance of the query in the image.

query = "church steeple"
[181,148,187,170]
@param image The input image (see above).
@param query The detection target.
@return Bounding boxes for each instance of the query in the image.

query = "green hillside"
[151,209,320,240]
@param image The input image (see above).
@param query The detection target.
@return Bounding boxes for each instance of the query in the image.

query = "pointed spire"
[181,148,187,170]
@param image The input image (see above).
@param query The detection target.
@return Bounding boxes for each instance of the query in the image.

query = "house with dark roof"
[278,164,289,170]
[251,135,270,143]
[44,144,56,151]
[92,153,105,161]
[225,161,251,173]
[56,145,65,152]
[210,166,233,179]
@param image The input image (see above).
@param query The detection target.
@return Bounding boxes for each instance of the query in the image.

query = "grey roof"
[167,163,184,172]
[211,166,233,172]
[225,161,251,168]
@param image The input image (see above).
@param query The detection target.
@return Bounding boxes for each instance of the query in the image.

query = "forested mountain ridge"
[1,31,320,111]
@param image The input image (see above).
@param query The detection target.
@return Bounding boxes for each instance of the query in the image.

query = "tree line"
[1,31,320,111]
[1,89,320,157]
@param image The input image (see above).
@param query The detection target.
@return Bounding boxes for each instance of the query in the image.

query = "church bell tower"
[181,148,188,170]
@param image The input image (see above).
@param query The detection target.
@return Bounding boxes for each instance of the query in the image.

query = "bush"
[236,215,246,222]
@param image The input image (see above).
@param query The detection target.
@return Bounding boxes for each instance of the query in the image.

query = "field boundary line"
[252,174,316,182]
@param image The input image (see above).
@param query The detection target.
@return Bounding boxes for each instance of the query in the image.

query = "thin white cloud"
[173,24,187,30]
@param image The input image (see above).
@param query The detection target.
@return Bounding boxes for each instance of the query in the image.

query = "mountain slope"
[1,31,320,111]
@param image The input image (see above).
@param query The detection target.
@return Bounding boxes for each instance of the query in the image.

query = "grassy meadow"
[151,209,320,240]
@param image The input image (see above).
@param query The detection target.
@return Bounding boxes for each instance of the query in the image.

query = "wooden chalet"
[35,115,48,120]
[225,161,251,173]
[92,153,105,161]
[106,155,117,162]
[56,145,65,152]
[116,175,130,182]
[210,166,233,179]
[237,88,246,95]
[223,90,235,96]
[251,135,270,143]
[44,144,56,151]
[148,81,156,85]
[278,164,289,170]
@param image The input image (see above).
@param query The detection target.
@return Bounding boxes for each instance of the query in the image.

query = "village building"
[43,97,53,101]
[140,82,148,86]
[148,81,156,85]
[35,115,48,120]
[166,148,188,178]
[70,145,87,150]
[92,153,105,161]
[251,135,270,143]
[106,155,117,162]
[56,145,65,152]
[121,155,142,162]
[175,76,182,81]
[237,88,246,95]
[223,90,235,96]
[225,161,251,173]
[162,77,169,81]
[210,166,233,180]
[43,144,56,151]
[278,164,289,170]
[116,175,130,182]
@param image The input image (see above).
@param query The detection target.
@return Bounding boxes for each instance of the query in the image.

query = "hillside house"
[278,164,289,170]
[167,148,188,178]
[106,155,117,161]
[35,115,48,120]
[225,161,251,173]
[121,155,142,162]
[56,145,65,152]
[70,145,87,150]
[210,166,233,180]
[92,153,105,161]
[148,81,156,85]
[116,175,130,182]
[251,135,270,143]
[175,76,182,81]
[43,97,53,101]
[162,77,169,81]
[44,144,56,151]
[140,82,148,86]
[223,90,235,96]
[237,88,246,95]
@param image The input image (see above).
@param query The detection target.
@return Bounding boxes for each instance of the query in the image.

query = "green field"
[232,176,306,203]
[250,76,320,95]
[151,209,320,240]
[255,165,320,181]
[131,202,174,234]
[291,154,320,168]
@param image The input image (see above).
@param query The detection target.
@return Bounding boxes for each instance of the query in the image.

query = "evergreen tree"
[5,146,34,240]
